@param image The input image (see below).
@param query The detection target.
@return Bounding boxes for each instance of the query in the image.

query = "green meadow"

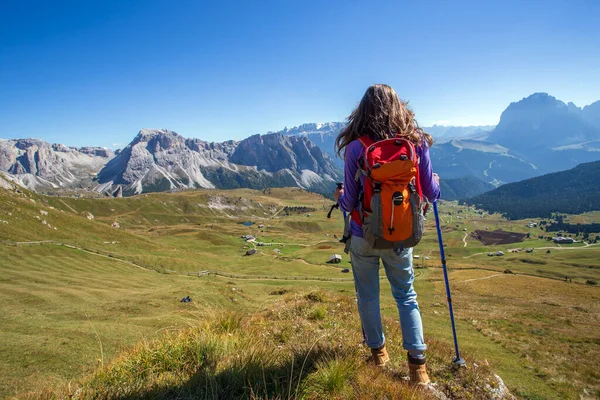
[0,186,598,399]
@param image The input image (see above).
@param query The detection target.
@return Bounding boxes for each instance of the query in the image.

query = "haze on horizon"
[1,0,599,148]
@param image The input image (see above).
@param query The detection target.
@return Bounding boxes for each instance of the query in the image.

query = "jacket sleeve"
[418,142,441,202]
[338,142,361,213]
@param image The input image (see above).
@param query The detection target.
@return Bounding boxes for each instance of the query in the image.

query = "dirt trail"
[60,244,152,272]
[458,273,505,283]
[463,242,600,259]
[58,199,78,213]
[270,207,286,219]
[462,232,468,247]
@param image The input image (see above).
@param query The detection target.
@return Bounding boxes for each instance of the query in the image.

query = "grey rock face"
[96,129,341,196]
[97,129,237,194]
[112,185,123,198]
[230,132,338,177]
[274,122,346,168]
[0,138,114,190]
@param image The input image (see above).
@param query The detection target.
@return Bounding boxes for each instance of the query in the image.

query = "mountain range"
[0,139,113,191]
[278,93,600,187]
[1,92,599,199]
[270,122,494,168]
[1,130,341,196]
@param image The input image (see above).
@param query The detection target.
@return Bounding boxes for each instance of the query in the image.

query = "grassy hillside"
[466,160,600,219]
[1,182,599,399]
[38,291,511,400]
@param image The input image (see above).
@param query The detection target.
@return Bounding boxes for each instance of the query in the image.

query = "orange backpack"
[350,136,424,249]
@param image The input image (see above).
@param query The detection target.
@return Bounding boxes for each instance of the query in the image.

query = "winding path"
[458,273,504,283]
[463,242,600,259]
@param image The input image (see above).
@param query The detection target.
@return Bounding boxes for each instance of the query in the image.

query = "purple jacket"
[338,138,441,238]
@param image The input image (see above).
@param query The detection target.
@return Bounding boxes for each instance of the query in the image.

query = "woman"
[334,84,440,385]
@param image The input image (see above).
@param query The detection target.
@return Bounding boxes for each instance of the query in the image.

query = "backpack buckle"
[374,182,382,193]
[408,183,416,194]
[392,191,404,205]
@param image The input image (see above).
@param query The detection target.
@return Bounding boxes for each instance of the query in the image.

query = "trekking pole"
[432,201,465,366]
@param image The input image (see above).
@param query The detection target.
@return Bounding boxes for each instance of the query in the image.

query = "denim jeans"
[350,236,426,356]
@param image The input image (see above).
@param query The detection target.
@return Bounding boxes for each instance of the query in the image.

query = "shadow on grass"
[110,346,338,400]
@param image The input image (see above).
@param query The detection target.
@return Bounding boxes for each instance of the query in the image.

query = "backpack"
[350,135,425,249]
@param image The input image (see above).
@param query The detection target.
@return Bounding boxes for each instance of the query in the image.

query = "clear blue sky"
[1,0,599,148]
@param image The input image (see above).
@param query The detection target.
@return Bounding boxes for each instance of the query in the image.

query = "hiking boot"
[408,353,431,385]
[369,345,390,367]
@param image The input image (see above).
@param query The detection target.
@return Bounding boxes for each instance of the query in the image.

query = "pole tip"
[453,357,466,367]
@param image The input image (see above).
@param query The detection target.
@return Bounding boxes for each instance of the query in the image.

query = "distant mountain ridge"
[275,122,494,168]
[0,138,113,191]
[487,93,600,174]
[2,92,599,198]
[279,93,600,187]
[489,93,600,150]
[0,129,340,196]
[465,160,600,219]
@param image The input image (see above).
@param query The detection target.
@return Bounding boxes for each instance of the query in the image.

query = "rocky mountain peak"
[489,93,598,149]
[13,138,48,151]
[230,132,338,177]
[130,129,185,151]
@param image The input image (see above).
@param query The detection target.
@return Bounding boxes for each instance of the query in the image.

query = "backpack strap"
[358,136,374,148]
[351,137,375,227]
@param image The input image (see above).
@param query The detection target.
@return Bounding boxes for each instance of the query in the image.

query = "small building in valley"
[553,237,574,244]
[328,254,342,264]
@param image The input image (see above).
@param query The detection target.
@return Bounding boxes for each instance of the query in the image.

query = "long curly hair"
[335,84,433,158]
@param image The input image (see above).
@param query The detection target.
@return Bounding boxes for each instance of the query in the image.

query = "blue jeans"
[350,236,426,356]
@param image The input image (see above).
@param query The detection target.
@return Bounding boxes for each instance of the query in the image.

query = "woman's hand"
[334,187,344,201]
[433,173,440,185]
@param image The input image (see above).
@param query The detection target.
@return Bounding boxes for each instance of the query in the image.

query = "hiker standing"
[334,84,440,385]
